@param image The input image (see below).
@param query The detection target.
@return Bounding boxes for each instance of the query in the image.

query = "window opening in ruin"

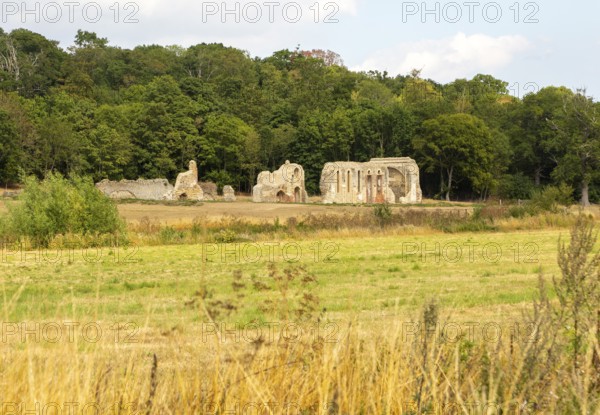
[347,171,351,192]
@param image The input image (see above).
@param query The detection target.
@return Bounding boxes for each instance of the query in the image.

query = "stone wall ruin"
[96,160,207,201]
[96,179,173,200]
[320,157,422,204]
[223,185,236,202]
[253,161,308,203]
[199,182,218,201]
[166,160,204,201]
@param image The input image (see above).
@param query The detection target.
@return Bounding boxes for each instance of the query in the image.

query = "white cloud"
[2,0,361,53]
[352,33,532,81]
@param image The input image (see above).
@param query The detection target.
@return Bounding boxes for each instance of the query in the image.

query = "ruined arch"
[388,167,407,203]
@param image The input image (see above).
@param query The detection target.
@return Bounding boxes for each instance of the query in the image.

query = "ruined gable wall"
[320,158,422,204]
[96,179,173,200]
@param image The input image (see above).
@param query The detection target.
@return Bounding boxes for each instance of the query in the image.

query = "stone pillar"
[223,186,236,202]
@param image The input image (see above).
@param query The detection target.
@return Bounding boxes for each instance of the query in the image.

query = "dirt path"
[119,201,366,224]
[117,199,474,225]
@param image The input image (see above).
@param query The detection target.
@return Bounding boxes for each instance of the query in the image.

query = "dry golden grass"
[2,201,600,414]
[1,308,598,414]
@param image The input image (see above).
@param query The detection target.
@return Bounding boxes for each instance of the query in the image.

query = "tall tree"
[510,87,573,186]
[0,109,20,184]
[548,90,600,206]
[414,113,496,201]
[0,29,65,96]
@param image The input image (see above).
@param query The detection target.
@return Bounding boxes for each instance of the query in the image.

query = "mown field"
[1,201,599,413]
[1,228,561,326]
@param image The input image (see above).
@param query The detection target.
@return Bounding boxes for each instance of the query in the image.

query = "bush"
[214,229,238,243]
[373,203,392,229]
[158,226,185,244]
[496,173,535,200]
[529,183,574,213]
[508,205,529,219]
[1,173,125,247]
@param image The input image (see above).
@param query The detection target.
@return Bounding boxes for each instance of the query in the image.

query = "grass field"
[1,201,599,413]
[1,228,564,325]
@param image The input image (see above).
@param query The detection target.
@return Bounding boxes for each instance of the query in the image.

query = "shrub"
[373,203,392,229]
[530,183,574,213]
[1,173,125,247]
[496,173,535,200]
[158,226,185,244]
[214,229,238,243]
[508,205,529,219]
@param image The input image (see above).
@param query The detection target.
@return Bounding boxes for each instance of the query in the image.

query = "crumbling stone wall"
[253,161,308,203]
[96,160,207,201]
[200,182,218,201]
[96,179,173,200]
[223,186,236,202]
[320,157,422,204]
[168,160,204,201]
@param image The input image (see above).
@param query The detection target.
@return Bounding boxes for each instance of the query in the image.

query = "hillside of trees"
[0,28,598,205]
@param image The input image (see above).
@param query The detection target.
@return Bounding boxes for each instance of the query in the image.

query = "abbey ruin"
[96,178,173,200]
[320,158,422,204]
[97,157,421,205]
[165,160,204,201]
[253,161,308,203]
[96,160,232,202]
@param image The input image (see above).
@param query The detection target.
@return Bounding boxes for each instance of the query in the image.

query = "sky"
[2,0,598,98]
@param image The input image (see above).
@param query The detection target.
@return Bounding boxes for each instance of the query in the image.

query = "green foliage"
[1,173,125,247]
[158,226,185,245]
[506,184,574,218]
[529,184,574,213]
[496,173,536,200]
[546,90,600,206]
[373,203,393,229]
[414,113,502,201]
[508,87,572,187]
[213,229,238,244]
[0,28,597,203]
[0,109,21,184]
[0,29,66,96]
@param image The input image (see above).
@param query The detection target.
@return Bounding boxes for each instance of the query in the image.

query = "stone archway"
[388,167,407,203]
[277,191,286,202]
[294,187,301,203]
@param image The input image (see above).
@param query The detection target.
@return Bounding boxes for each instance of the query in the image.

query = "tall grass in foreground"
[1,216,599,413]
[0,304,598,413]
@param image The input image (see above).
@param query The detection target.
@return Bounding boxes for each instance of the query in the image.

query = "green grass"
[0,229,568,328]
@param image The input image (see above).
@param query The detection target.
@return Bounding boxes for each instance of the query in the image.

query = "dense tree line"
[0,29,598,205]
